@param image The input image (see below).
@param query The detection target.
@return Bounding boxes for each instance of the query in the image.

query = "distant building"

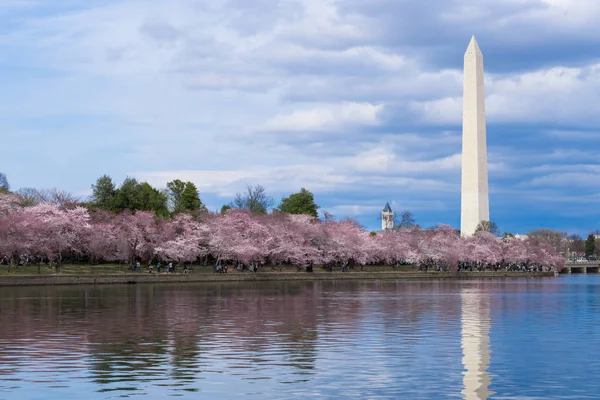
[382,203,394,231]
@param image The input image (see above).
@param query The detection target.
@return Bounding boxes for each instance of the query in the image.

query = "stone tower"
[461,36,489,237]
[382,203,394,231]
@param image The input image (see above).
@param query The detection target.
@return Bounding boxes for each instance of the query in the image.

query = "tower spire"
[382,203,394,231]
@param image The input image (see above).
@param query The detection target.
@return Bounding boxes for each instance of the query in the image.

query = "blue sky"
[1,0,600,234]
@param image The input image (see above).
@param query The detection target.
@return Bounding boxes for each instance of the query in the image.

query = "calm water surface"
[0,276,599,399]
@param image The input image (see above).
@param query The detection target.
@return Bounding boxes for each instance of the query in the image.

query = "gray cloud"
[2,0,600,232]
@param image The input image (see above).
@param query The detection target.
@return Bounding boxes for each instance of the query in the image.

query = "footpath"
[0,270,555,287]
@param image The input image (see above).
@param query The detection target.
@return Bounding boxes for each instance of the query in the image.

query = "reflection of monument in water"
[461,287,493,400]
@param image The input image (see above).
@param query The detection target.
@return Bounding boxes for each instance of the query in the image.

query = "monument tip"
[465,35,481,56]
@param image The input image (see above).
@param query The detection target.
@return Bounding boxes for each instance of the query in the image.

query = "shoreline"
[0,271,556,287]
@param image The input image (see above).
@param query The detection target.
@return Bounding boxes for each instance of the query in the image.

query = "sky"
[1,0,600,235]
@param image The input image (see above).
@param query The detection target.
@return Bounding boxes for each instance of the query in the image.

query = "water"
[0,276,599,399]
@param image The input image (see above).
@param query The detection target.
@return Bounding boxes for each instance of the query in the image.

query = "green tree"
[166,179,185,211]
[277,188,319,217]
[167,179,205,214]
[112,177,169,217]
[113,177,140,211]
[137,182,169,218]
[475,220,499,235]
[181,182,205,211]
[585,234,596,257]
[91,175,116,210]
[220,204,232,215]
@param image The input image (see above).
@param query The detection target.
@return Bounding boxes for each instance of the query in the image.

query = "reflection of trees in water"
[0,281,467,383]
[1,280,551,393]
[88,339,170,385]
[0,282,344,386]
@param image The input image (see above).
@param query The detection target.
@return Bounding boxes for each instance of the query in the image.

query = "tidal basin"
[1,277,598,399]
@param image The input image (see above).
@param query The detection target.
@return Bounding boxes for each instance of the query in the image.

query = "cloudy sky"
[1,0,600,234]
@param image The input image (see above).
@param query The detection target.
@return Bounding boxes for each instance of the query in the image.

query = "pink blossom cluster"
[0,195,564,271]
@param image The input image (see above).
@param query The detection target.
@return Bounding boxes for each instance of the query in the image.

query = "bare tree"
[395,210,416,230]
[320,210,335,223]
[45,188,80,209]
[15,187,79,209]
[16,188,45,206]
[527,228,568,254]
[568,234,585,255]
[0,173,9,193]
[231,185,274,214]
[475,220,499,235]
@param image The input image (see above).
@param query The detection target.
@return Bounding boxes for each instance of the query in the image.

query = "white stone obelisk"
[461,36,489,237]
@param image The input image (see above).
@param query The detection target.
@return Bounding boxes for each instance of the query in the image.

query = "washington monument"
[460,36,489,237]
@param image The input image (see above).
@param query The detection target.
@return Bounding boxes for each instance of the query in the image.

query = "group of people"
[212,262,262,273]
[213,263,228,273]
[131,261,190,274]
[0,255,50,266]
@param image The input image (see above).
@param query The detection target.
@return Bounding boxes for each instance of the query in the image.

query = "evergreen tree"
[112,177,169,217]
[113,177,140,211]
[220,204,232,215]
[137,182,169,218]
[91,175,116,210]
[277,188,319,217]
[585,234,596,257]
[167,180,206,214]
[180,182,205,211]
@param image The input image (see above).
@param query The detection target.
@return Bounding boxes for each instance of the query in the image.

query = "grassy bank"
[0,264,556,287]
[0,263,418,276]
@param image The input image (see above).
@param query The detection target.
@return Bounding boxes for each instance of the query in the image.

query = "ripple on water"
[0,277,599,399]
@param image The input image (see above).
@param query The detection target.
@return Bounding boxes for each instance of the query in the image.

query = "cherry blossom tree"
[0,193,23,215]
[154,214,209,263]
[0,196,565,273]
[113,211,161,267]
[23,203,91,272]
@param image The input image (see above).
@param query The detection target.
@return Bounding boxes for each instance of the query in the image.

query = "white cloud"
[3,0,600,233]
[258,102,383,132]
[411,63,600,125]
[529,172,600,187]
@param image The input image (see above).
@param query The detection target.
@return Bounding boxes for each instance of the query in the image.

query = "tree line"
[0,171,568,273]
[0,172,319,219]
[0,192,564,273]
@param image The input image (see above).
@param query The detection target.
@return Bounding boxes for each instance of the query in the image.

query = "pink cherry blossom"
[0,198,564,272]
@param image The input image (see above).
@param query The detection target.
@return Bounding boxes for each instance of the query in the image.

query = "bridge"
[562,262,600,274]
